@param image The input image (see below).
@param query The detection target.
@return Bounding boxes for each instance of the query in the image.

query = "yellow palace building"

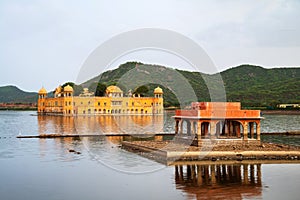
[38,85,164,116]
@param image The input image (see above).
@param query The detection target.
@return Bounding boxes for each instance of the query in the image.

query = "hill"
[82,62,300,108]
[0,85,38,103]
[0,62,299,108]
[221,65,300,107]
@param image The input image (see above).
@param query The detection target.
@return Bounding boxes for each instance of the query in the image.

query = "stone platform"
[122,140,300,165]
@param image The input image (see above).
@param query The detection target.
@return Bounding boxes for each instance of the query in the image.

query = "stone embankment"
[122,140,300,164]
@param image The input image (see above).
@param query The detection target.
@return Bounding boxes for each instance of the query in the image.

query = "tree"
[95,83,107,97]
[133,85,149,96]
[62,82,75,88]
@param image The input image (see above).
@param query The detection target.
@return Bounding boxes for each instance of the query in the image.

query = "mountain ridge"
[0,62,299,108]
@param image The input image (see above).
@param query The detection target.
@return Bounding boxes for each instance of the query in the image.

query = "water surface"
[0,111,300,200]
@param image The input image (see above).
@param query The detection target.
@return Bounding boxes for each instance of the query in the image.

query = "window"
[98,102,100,106]
[112,101,122,106]
[104,102,107,106]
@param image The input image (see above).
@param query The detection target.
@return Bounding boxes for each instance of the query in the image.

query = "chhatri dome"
[106,85,123,93]
[38,87,47,94]
[154,86,163,94]
[63,85,73,92]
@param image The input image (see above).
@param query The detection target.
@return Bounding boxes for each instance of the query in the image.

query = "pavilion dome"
[63,85,73,92]
[154,86,163,94]
[38,87,47,94]
[106,85,123,93]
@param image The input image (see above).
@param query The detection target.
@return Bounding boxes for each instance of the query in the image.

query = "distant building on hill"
[37,85,163,115]
[277,104,300,109]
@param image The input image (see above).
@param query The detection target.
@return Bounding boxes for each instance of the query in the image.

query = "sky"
[1,0,300,92]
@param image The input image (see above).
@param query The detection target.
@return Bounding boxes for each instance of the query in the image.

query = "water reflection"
[174,163,262,199]
[37,115,165,135]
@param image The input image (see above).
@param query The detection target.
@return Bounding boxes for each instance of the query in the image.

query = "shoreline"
[261,110,300,115]
[16,130,300,139]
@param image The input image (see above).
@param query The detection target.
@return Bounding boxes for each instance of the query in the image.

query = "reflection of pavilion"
[174,102,262,146]
[174,163,262,199]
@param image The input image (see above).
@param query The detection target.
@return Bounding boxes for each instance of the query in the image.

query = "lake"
[0,111,300,200]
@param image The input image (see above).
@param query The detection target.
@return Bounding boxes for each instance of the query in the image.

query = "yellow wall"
[38,88,163,116]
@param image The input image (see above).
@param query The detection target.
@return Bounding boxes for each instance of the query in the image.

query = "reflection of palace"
[174,163,262,199]
[37,115,76,134]
[37,115,164,135]
[38,85,163,116]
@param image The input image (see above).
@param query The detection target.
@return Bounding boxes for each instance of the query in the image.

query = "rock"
[69,149,75,153]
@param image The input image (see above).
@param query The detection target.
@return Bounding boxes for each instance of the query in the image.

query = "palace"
[38,85,163,116]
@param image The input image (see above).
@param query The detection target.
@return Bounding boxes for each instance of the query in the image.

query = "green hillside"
[221,65,300,107]
[0,85,37,103]
[82,62,300,108]
[0,62,299,108]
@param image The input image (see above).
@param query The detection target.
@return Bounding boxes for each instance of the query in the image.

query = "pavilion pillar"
[190,121,194,135]
[175,120,179,134]
[197,121,202,146]
[257,122,261,141]
[216,122,220,137]
[243,122,248,140]
[210,121,217,139]
[187,121,191,136]
[229,121,234,136]
[179,120,183,135]
[236,123,241,138]
[250,122,255,139]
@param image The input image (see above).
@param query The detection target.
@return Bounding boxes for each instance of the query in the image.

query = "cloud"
[0,0,299,91]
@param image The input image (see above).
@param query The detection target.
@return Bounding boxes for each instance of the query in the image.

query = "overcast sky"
[1,0,300,91]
